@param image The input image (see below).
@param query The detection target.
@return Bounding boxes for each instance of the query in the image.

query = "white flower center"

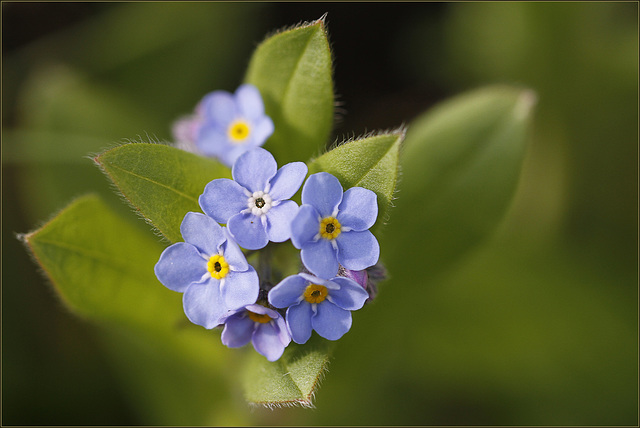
[247,191,272,216]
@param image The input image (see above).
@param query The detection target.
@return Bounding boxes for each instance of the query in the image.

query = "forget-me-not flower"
[199,147,307,250]
[290,172,380,279]
[195,84,274,166]
[220,303,291,361]
[154,212,259,328]
[268,272,369,344]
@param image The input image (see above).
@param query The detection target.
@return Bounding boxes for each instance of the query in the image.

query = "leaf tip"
[316,12,328,26]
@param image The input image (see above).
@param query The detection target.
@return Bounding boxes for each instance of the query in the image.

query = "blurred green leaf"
[387,85,535,275]
[94,143,230,243]
[245,17,334,164]
[308,131,404,229]
[242,334,333,407]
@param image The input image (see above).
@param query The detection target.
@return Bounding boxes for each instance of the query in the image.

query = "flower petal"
[337,187,378,231]
[252,322,287,361]
[312,302,352,341]
[290,204,321,249]
[180,212,225,255]
[301,172,343,217]
[336,230,380,271]
[221,228,249,271]
[244,303,280,319]
[227,212,268,250]
[286,302,313,344]
[269,274,308,308]
[249,116,274,147]
[275,316,292,347]
[235,84,265,120]
[183,279,227,328]
[196,124,229,157]
[199,179,248,224]
[327,277,369,311]
[154,242,206,292]
[220,267,259,310]
[265,200,298,243]
[268,162,308,201]
[221,311,254,348]
[203,90,237,126]
[301,239,339,279]
[232,147,277,193]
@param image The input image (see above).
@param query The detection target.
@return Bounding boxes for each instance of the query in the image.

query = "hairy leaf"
[308,130,404,229]
[21,194,177,331]
[94,143,230,243]
[242,334,333,407]
[245,16,334,164]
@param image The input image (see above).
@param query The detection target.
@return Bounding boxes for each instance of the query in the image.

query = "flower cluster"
[157,85,382,361]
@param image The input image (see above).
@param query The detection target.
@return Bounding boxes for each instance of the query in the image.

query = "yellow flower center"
[319,217,341,240]
[304,284,328,304]
[248,311,272,324]
[207,254,229,280]
[228,120,251,143]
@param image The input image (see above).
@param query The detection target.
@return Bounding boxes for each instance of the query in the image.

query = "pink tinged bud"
[344,269,368,289]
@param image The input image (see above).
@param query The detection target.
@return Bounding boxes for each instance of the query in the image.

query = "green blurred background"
[2,2,637,425]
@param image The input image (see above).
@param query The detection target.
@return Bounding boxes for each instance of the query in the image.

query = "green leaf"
[20,194,177,332]
[386,85,536,275]
[21,194,243,424]
[308,130,404,229]
[245,17,334,164]
[94,143,230,243]
[242,334,333,407]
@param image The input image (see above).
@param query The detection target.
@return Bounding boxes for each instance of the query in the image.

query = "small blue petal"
[336,230,380,271]
[196,125,228,156]
[265,200,298,243]
[199,179,248,224]
[301,172,343,217]
[290,204,320,249]
[286,302,313,344]
[154,242,206,292]
[232,147,277,193]
[228,212,269,250]
[221,312,254,348]
[183,279,227,329]
[275,316,292,347]
[301,239,339,279]
[221,228,249,271]
[327,277,369,311]
[312,301,352,341]
[220,267,259,310]
[269,274,308,308]
[253,322,287,361]
[202,91,237,126]
[180,212,226,255]
[250,116,274,147]
[244,303,279,318]
[268,162,308,201]
[235,84,265,120]
[336,187,378,231]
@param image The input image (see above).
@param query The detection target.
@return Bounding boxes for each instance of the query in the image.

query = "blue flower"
[290,172,380,279]
[268,272,369,344]
[199,147,308,250]
[154,212,259,328]
[220,303,291,361]
[195,84,274,166]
